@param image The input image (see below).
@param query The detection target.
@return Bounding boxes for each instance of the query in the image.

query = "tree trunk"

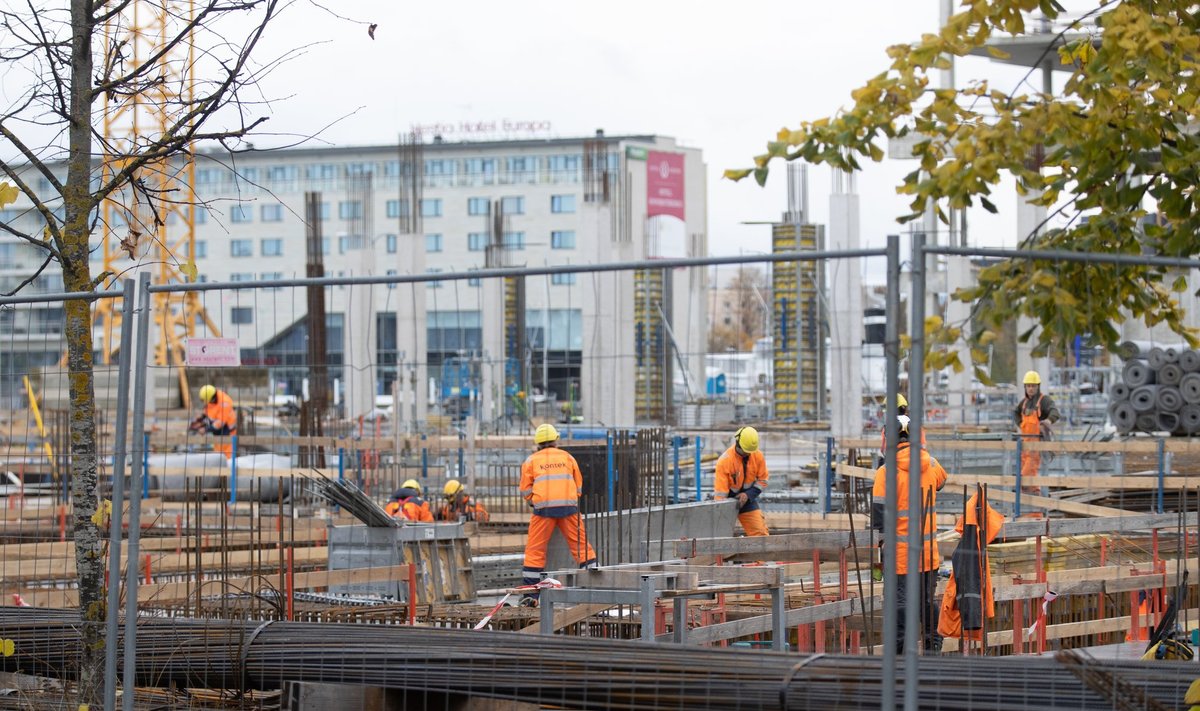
[66,0,103,704]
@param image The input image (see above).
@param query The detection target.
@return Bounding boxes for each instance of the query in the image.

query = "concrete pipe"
[1130,385,1159,414]
[1110,402,1137,434]
[1123,361,1156,387]
[1159,363,1184,386]
[1181,373,1200,404]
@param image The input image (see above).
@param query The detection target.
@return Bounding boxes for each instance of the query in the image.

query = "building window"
[261,238,283,257]
[465,158,496,175]
[468,276,481,287]
[551,195,576,214]
[385,234,398,253]
[230,239,252,257]
[306,164,336,180]
[196,206,208,224]
[551,273,577,286]
[424,159,455,176]
[239,167,259,183]
[230,203,252,223]
[231,306,253,324]
[267,165,297,182]
[345,162,374,176]
[502,231,525,250]
[386,269,397,289]
[230,272,254,282]
[425,267,442,288]
[425,233,443,252]
[551,230,576,249]
[386,199,410,218]
[500,196,524,215]
[467,197,490,216]
[383,160,402,177]
[196,168,222,186]
[317,202,330,220]
[548,154,580,172]
[195,241,208,259]
[321,237,331,255]
[260,271,284,289]
[505,156,534,173]
[420,199,442,217]
[468,233,488,252]
[338,235,364,253]
[338,200,362,220]
[261,203,284,222]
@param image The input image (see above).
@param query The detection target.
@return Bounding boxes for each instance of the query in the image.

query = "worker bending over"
[872,415,948,653]
[519,424,597,606]
[1014,370,1060,493]
[714,425,769,536]
[386,479,434,522]
[189,384,237,458]
[437,479,490,522]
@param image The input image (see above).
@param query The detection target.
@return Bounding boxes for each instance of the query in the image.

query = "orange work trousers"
[521,513,596,587]
[738,509,769,537]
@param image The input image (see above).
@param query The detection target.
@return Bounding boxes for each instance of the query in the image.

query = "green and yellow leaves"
[0,182,17,208]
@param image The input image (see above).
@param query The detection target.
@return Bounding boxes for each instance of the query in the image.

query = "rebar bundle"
[307,476,398,527]
[1,608,1193,710]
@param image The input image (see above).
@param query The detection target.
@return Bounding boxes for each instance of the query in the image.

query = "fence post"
[103,280,136,711]
[228,434,238,505]
[606,430,614,512]
[123,272,153,711]
[1014,436,1023,519]
[824,436,835,514]
[694,436,702,502]
[1157,438,1165,514]
[672,435,681,504]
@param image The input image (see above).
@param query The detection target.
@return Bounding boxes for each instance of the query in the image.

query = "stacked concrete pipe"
[1109,340,1200,434]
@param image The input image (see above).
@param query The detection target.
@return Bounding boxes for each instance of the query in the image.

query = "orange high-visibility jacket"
[205,390,237,431]
[520,446,583,518]
[384,497,433,522]
[437,495,490,523]
[938,490,1004,640]
[872,443,948,575]
[714,447,769,513]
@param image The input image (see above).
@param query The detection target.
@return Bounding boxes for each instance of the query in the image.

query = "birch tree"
[0,0,317,702]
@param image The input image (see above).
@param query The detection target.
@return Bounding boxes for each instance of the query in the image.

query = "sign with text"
[186,337,241,367]
[646,151,685,220]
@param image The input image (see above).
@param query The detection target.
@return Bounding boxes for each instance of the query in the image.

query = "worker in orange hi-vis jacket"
[385,479,434,522]
[872,415,948,654]
[1014,370,1059,495]
[437,479,490,522]
[189,384,237,458]
[518,424,596,607]
[714,425,769,537]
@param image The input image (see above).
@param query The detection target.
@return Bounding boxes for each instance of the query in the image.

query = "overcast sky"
[6,1,1081,281]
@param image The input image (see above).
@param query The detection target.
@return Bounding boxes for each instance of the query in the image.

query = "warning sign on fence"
[185,337,241,367]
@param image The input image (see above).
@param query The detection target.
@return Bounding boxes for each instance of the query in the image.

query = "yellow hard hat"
[735,426,759,453]
[896,393,908,410]
[534,423,559,444]
[199,384,216,403]
[443,479,463,498]
[1023,370,1041,385]
[401,478,422,495]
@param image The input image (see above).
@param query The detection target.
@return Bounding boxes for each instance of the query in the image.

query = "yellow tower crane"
[90,1,221,409]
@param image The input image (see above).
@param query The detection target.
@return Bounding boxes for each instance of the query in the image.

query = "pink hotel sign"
[646,151,685,220]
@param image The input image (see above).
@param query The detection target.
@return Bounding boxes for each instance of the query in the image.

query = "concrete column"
[394,233,427,431]
[343,244,376,421]
[828,169,863,439]
[480,277,505,430]
[1015,191,1047,382]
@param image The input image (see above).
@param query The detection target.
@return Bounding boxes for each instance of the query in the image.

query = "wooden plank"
[518,602,614,634]
[999,512,1197,539]
[838,464,1133,517]
[669,594,882,645]
[673,532,852,560]
[941,607,1200,652]
[18,564,411,608]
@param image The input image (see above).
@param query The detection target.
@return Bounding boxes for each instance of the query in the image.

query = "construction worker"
[189,384,237,458]
[519,423,597,606]
[437,479,490,522]
[880,393,925,453]
[714,426,769,537]
[385,479,434,522]
[1014,370,1060,494]
[872,415,948,653]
